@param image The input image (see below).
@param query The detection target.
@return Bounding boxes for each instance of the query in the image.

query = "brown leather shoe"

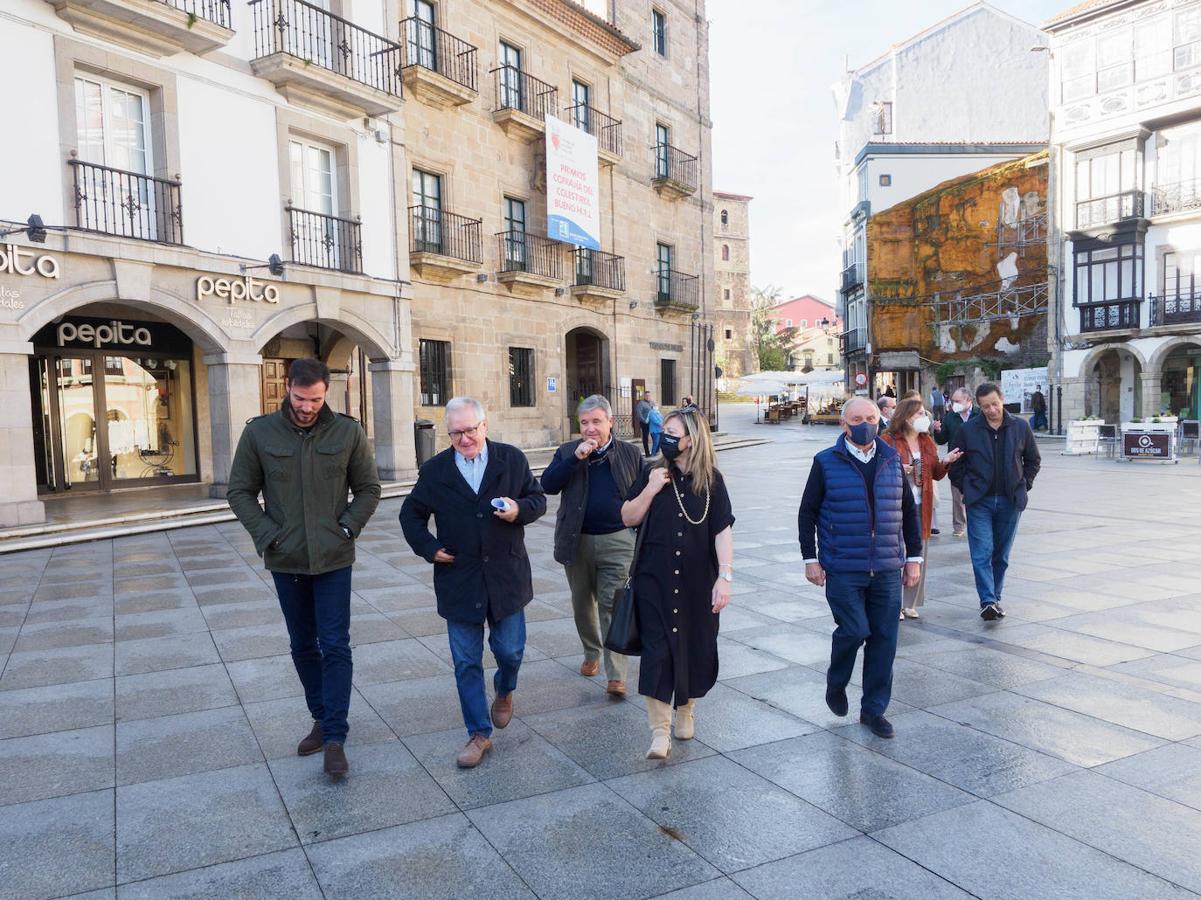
[297,721,322,756]
[579,659,600,677]
[491,692,514,729]
[606,680,626,697]
[323,742,349,777]
[456,733,492,768]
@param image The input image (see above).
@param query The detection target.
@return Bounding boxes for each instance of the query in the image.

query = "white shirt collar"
[845,439,876,464]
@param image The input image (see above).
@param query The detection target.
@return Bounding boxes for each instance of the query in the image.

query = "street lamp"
[0,214,48,242]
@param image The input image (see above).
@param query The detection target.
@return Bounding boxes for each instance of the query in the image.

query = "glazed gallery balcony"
[491,66,557,143]
[1078,299,1141,333]
[1075,189,1145,230]
[46,0,234,56]
[69,157,184,245]
[399,17,478,108]
[652,144,698,199]
[840,261,864,294]
[408,206,482,282]
[250,0,403,119]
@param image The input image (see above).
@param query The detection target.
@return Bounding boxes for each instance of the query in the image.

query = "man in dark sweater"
[799,397,923,739]
[541,395,645,696]
[933,387,980,536]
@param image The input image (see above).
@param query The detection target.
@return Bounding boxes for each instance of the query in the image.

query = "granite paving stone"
[347,637,451,685]
[116,705,262,785]
[0,678,114,739]
[241,688,397,759]
[0,724,114,805]
[1013,670,1201,740]
[468,783,720,898]
[0,642,113,690]
[650,879,754,899]
[13,617,114,652]
[683,682,820,752]
[356,674,478,737]
[114,606,210,640]
[115,633,221,676]
[1095,743,1201,811]
[224,654,307,703]
[916,645,1074,689]
[0,789,115,899]
[115,848,323,899]
[116,663,238,722]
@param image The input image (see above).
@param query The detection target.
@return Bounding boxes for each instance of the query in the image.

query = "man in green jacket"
[227,358,380,778]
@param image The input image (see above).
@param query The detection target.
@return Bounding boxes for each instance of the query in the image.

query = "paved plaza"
[3,406,1201,898]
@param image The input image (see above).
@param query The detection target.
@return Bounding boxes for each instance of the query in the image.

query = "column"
[0,344,46,526]
[368,359,417,482]
[206,349,263,498]
[326,371,351,415]
[1138,372,1162,420]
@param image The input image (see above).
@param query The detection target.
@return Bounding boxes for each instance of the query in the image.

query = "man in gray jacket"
[227,358,380,778]
[634,392,654,457]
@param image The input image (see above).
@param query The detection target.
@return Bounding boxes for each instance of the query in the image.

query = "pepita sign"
[195,274,279,305]
[0,243,60,279]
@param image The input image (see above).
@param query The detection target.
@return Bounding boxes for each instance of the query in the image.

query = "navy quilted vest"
[815,434,906,574]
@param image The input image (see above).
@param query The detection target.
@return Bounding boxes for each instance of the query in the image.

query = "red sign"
[1122,432,1171,459]
[854,373,868,387]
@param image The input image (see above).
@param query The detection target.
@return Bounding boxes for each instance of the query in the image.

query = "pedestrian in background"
[227,358,380,778]
[883,398,962,620]
[621,407,734,759]
[932,387,979,537]
[541,395,645,697]
[930,385,945,418]
[799,397,922,739]
[949,383,1041,622]
[1031,385,1048,432]
[635,392,654,457]
[878,395,897,429]
[647,400,664,456]
[399,397,547,768]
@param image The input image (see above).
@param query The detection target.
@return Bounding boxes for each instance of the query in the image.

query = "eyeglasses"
[448,424,482,441]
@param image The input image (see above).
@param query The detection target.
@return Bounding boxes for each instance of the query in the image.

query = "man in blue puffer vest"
[798,397,923,739]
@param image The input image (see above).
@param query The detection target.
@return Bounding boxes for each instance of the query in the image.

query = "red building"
[771,295,840,332]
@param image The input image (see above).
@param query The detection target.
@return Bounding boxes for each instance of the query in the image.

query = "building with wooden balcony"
[1047,0,1201,425]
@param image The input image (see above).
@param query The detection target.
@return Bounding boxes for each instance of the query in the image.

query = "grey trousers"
[904,538,928,609]
[565,529,635,682]
[950,483,967,534]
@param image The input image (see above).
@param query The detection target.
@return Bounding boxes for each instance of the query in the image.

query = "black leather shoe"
[825,687,849,717]
[980,602,1001,621]
[860,712,895,739]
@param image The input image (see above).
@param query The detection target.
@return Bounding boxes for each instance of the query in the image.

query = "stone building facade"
[713,191,754,379]
[0,0,714,526]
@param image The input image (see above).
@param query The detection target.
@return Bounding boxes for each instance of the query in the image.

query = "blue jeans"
[272,566,353,744]
[447,609,526,738]
[966,495,1023,607]
[1032,411,1048,431]
[650,432,662,455]
[825,570,902,717]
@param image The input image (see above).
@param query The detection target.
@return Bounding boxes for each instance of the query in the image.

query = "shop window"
[419,339,451,406]
[509,347,535,407]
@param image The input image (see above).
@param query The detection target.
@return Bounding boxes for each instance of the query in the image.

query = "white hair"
[841,397,880,422]
[444,396,486,429]
[577,395,612,417]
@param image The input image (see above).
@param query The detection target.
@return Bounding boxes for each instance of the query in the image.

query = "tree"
[750,284,797,372]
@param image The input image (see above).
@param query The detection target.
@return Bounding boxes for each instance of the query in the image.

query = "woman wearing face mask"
[621,408,735,760]
[883,398,963,619]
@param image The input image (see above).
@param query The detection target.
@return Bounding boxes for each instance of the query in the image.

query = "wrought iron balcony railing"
[1151,180,1201,217]
[841,326,867,354]
[250,0,402,96]
[165,0,231,27]
[566,103,623,158]
[491,65,557,119]
[69,158,183,245]
[1078,299,1141,332]
[574,248,625,291]
[653,143,698,191]
[1150,291,1201,326]
[399,17,477,92]
[497,230,561,279]
[1075,189,1145,229]
[840,261,864,293]
[409,206,481,263]
[287,206,362,273]
[655,269,699,308]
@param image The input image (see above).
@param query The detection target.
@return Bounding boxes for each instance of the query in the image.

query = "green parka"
[227,403,381,574]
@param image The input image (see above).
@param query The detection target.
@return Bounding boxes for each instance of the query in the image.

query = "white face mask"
[952,402,968,414]
[912,415,932,433]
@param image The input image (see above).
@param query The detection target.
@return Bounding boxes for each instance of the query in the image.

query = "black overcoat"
[399,440,547,624]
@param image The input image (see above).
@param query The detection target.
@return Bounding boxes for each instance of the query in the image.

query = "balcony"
[250,0,402,119]
[1150,291,1201,327]
[399,18,477,108]
[47,0,234,56]
[287,206,362,273]
[566,103,623,165]
[69,158,183,245]
[654,269,699,313]
[1075,189,1145,230]
[571,249,625,306]
[496,231,561,296]
[491,66,557,143]
[1078,300,1141,333]
[841,326,866,355]
[840,261,864,294]
[1151,180,1201,218]
[408,206,482,282]
[652,144,698,199]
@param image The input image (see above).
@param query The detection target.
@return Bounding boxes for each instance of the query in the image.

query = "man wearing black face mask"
[797,397,923,739]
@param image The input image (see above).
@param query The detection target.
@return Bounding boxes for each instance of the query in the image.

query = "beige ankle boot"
[674,700,695,740]
[645,698,672,759]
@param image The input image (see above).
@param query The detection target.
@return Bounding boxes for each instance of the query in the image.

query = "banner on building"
[545,116,600,251]
[1000,366,1049,413]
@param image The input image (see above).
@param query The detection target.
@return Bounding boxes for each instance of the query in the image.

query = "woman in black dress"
[621,407,735,759]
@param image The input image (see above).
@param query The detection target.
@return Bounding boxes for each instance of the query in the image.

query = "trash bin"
[414,419,436,466]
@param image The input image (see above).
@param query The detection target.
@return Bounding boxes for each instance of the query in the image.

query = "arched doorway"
[1161,342,1201,419]
[1087,347,1142,423]
[565,327,611,405]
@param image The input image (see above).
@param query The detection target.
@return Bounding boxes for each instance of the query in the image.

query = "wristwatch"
[719,567,733,583]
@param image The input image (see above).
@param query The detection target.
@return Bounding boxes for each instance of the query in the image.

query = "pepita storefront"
[0,237,415,527]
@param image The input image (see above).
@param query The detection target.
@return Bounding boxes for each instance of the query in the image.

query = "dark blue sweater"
[540,451,625,535]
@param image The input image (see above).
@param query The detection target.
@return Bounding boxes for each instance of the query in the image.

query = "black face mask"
[660,433,684,461]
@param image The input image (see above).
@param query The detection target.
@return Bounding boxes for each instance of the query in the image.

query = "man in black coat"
[949,383,1041,622]
[933,387,980,536]
[399,397,546,768]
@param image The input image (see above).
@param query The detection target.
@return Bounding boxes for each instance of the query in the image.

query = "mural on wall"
[865,152,1050,367]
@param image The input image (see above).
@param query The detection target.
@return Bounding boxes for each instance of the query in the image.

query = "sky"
[707,0,1069,304]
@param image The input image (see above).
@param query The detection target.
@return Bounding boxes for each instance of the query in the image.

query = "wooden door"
[261,359,290,415]
[631,378,646,427]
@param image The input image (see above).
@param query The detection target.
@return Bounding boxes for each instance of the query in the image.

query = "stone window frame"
[416,333,454,409]
[406,149,458,213]
[273,107,361,253]
[53,36,182,228]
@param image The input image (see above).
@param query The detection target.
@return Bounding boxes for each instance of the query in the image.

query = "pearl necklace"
[671,471,710,526]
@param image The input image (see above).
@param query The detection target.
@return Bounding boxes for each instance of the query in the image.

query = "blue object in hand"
[491,498,509,511]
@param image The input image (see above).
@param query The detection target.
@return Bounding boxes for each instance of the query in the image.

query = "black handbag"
[605,520,648,656]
